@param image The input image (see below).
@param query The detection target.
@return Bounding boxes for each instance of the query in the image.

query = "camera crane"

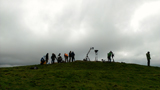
[83,47,94,61]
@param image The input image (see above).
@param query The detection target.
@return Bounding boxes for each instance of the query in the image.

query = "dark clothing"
[69,51,72,62]
[51,54,56,59]
[112,53,114,62]
[147,60,150,66]
[69,57,71,62]
[69,52,72,57]
[72,57,75,62]
[107,52,112,62]
[46,53,49,63]
[146,53,151,60]
[41,58,45,65]
[71,52,75,62]
[146,52,151,66]
[57,56,62,63]
[51,54,56,64]
[107,51,114,62]
[107,56,111,62]
[112,53,114,58]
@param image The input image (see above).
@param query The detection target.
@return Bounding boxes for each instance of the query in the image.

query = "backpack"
[65,53,68,57]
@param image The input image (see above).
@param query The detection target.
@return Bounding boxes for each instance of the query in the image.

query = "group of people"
[103,51,151,67]
[40,50,152,67]
[40,51,75,65]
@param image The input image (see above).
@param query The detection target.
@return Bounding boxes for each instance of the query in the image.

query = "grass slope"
[0,61,160,90]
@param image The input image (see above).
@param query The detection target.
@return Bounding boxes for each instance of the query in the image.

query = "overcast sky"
[0,0,160,67]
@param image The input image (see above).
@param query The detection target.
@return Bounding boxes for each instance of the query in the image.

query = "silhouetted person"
[40,55,46,65]
[107,51,113,62]
[146,51,151,66]
[71,51,75,62]
[64,53,68,62]
[69,51,72,62]
[51,53,56,64]
[46,53,49,63]
[57,53,62,63]
[111,51,114,62]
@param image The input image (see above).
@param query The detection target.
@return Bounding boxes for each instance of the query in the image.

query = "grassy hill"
[0,61,160,90]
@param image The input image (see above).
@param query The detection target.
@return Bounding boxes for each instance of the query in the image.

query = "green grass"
[0,61,160,90]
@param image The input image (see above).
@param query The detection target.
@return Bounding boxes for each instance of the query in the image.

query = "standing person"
[64,53,68,62]
[57,53,62,63]
[46,53,49,63]
[146,51,151,66]
[107,51,112,62]
[111,51,114,62]
[51,53,56,64]
[69,51,72,62]
[71,51,75,62]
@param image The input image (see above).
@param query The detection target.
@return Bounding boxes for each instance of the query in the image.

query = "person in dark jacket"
[57,53,62,63]
[40,55,46,65]
[69,51,72,62]
[46,53,49,63]
[146,51,151,66]
[51,53,56,64]
[71,51,75,62]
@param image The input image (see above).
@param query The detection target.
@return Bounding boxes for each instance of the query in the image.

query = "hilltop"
[0,61,160,90]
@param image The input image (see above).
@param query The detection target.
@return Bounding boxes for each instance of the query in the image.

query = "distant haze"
[0,0,160,67]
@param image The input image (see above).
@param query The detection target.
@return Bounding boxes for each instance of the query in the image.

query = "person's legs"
[52,59,55,64]
[73,57,75,62]
[148,60,150,66]
[41,61,43,65]
[66,57,68,62]
[72,57,73,62]
[109,57,111,62]
[42,61,45,64]
[107,57,110,62]
[46,59,48,63]
[112,58,114,62]
[65,57,66,62]
[51,60,52,64]
[69,57,71,62]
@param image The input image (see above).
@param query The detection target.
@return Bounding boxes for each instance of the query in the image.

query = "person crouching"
[40,55,46,65]
[57,53,62,63]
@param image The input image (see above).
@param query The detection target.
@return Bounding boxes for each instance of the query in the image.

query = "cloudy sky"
[0,0,160,67]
